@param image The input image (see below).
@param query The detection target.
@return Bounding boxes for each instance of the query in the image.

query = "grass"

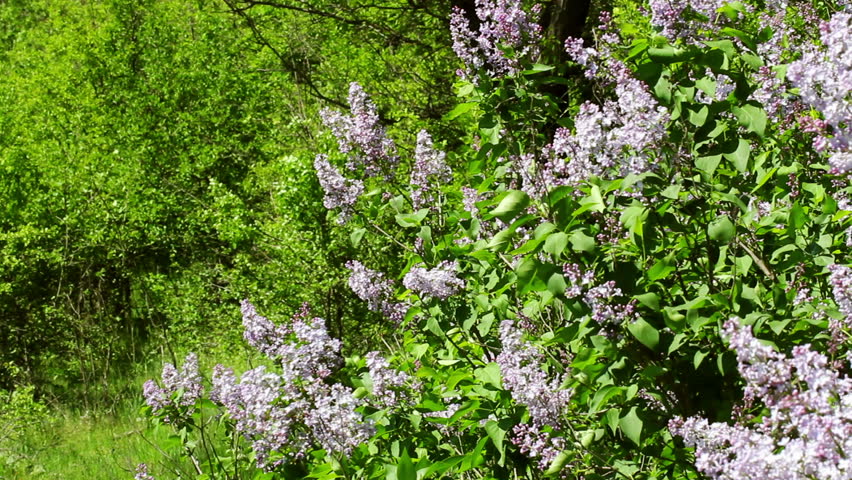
[1,349,259,480]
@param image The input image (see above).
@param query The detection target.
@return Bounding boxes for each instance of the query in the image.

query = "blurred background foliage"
[0,0,462,411]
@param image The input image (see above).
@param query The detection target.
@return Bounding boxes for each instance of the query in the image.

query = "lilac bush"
[142,353,203,424]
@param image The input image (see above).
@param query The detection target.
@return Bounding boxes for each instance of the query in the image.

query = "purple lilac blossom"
[585,281,638,326]
[671,318,852,480]
[532,24,667,191]
[828,264,852,345]
[787,12,852,173]
[410,130,453,209]
[403,261,465,299]
[134,463,156,480]
[497,320,572,469]
[241,299,290,358]
[345,260,407,322]
[313,154,364,224]
[278,304,343,385]
[366,351,419,409]
[211,303,373,469]
[319,82,398,178]
[449,0,543,79]
[142,353,203,423]
[563,263,636,326]
[304,382,375,455]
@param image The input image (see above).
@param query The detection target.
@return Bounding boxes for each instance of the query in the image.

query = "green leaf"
[694,350,709,369]
[544,451,572,476]
[628,319,660,350]
[590,385,623,412]
[668,333,687,354]
[789,203,806,229]
[574,185,605,215]
[708,216,735,243]
[444,102,477,120]
[395,209,429,228]
[569,230,596,252]
[696,154,722,174]
[732,104,767,137]
[474,363,502,389]
[485,420,508,464]
[490,190,530,222]
[647,256,676,281]
[547,273,567,296]
[543,232,569,255]
[619,407,643,446]
[396,449,416,480]
[350,228,366,247]
[634,292,660,311]
[723,138,751,172]
[422,456,464,478]
[648,46,690,63]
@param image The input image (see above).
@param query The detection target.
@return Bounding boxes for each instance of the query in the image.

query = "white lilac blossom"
[410,130,453,209]
[345,260,407,323]
[670,318,852,480]
[787,12,852,173]
[313,154,364,224]
[142,353,203,423]
[211,303,373,469]
[403,261,465,300]
[497,320,572,469]
[319,82,398,178]
[449,0,542,79]
[365,351,419,409]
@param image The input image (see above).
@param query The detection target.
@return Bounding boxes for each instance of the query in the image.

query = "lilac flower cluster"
[320,82,398,178]
[314,83,399,222]
[497,320,572,469]
[410,130,453,209]
[563,264,637,327]
[787,12,852,174]
[694,69,735,104]
[670,318,852,480]
[402,261,465,300]
[365,351,419,409]
[828,264,852,346]
[345,260,407,323]
[647,0,731,44]
[142,353,203,423]
[313,154,364,224]
[134,463,155,480]
[530,24,667,189]
[449,0,542,79]
[211,302,374,469]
